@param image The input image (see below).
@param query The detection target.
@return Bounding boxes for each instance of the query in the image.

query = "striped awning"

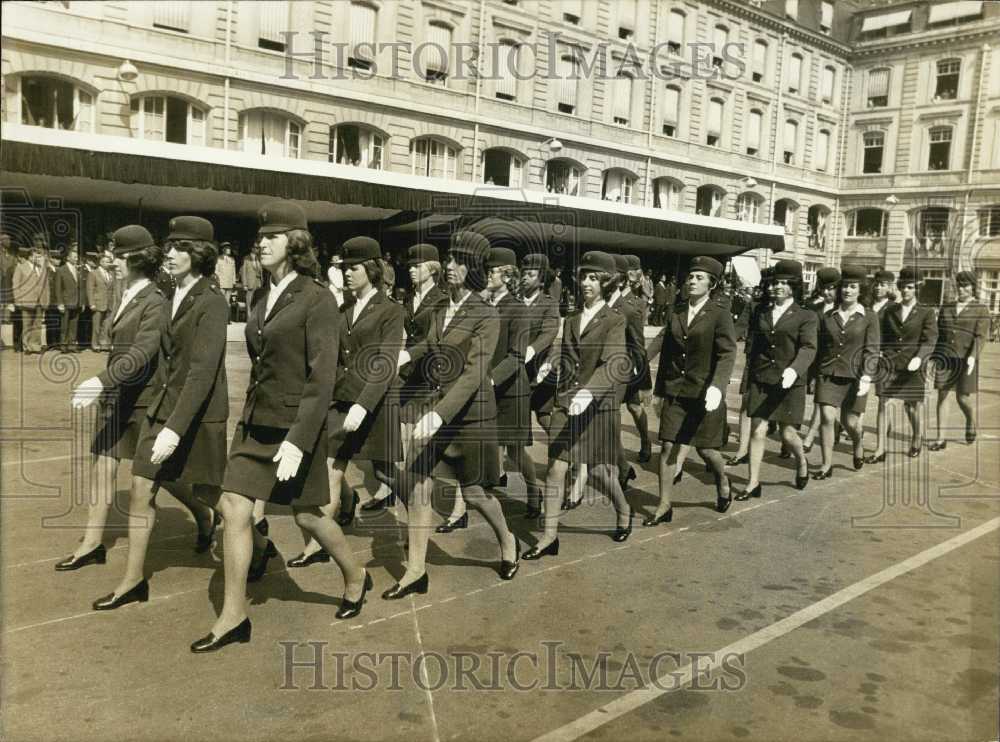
[928,1,983,24]
[861,9,912,32]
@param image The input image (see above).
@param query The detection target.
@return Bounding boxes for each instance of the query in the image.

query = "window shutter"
[259,1,289,44]
[496,43,518,99]
[784,120,798,152]
[153,1,190,31]
[619,0,636,30]
[816,129,830,170]
[713,26,728,53]
[822,66,835,99]
[753,41,767,76]
[707,99,723,135]
[558,55,578,107]
[426,23,452,72]
[667,10,684,46]
[351,3,376,57]
[663,86,679,122]
[614,75,632,120]
[820,1,834,28]
[788,54,802,90]
[747,110,762,149]
[869,68,890,98]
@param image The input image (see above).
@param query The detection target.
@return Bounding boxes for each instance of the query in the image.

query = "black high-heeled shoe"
[190,617,252,653]
[55,543,106,572]
[865,452,886,464]
[927,440,946,451]
[853,456,865,471]
[286,550,330,568]
[361,493,396,512]
[715,475,732,513]
[523,538,560,560]
[248,540,278,582]
[561,496,582,511]
[802,441,814,454]
[499,537,521,580]
[618,466,637,490]
[735,483,761,501]
[966,429,977,445]
[336,570,373,620]
[672,471,683,485]
[725,453,749,467]
[778,447,791,459]
[382,572,429,600]
[795,470,810,490]
[638,443,652,464]
[254,518,269,537]
[436,512,468,533]
[642,507,673,527]
[335,491,360,527]
[195,509,221,554]
[93,579,149,611]
[907,446,922,458]
[811,468,833,480]
[612,511,633,542]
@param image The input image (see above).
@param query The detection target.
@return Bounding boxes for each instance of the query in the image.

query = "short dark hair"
[836,278,871,306]
[285,229,320,277]
[168,239,217,277]
[360,258,384,289]
[127,246,165,280]
[578,270,617,302]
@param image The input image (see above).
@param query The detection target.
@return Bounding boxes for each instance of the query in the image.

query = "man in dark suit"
[87,251,115,351]
[54,244,83,352]
[0,234,15,350]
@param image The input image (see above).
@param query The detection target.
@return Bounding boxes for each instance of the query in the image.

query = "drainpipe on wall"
[471,0,486,185]
[223,1,233,151]
[958,44,990,272]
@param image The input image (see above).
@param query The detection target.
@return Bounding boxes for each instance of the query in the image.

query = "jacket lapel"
[349,290,384,331]
[580,305,607,338]
[264,274,306,325]
[172,277,206,325]
[113,282,155,327]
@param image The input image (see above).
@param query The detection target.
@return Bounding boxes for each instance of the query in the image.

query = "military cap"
[578,251,616,274]
[450,231,491,263]
[955,270,977,287]
[689,255,724,280]
[898,266,922,284]
[342,236,381,266]
[258,200,308,235]
[612,253,629,273]
[625,254,642,271]
[111,225,156,258]
[406,243,439,266]
[521,253,550,272]
[166,216,214,242]
[840,264,868,283]
[815,266,842,287]
[873,269,895,283]
[771,259,803,282]
[487,247,517,268]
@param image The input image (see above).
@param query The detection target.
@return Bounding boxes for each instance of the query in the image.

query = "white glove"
[535,362,552,385]
[639,389,652,405]
[858,376,872,397]
[907,357,922,372]
[397,350,411,370]
[343,403,367,433]
[413,411,443,442]
[150,427,180,465]
[780,367,798,389]
[71,376,104,409]
[58,304,65,312]
[967,356,975,375]
[705,385,723,412]
[272,440,303,482]
[568,387,593,416]
[524,346,536,364]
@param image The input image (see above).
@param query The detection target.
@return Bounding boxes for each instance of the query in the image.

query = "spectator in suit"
[0,234,15,350]
[54,244,83,352]
[44,248,62,349]
[87,251,115,351]
[240,246,263,293]
[12,247,49,353]
[216,242,237,313]
[652,275,670,326]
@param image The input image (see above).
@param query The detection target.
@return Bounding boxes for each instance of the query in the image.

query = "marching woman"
[811,265,880,479]
[390,231,520,597]
[624,255,654,463]
[92,217,228,611]
[190,202,365,653]
[287,236,403,565]
[867,270,896,457]
[734,260,816,500]
[646,256,737,525]
[801,267,841,453]
[63,226,216,571]
[524,250,631,559]
[727,268,773,468]
[930,271,990,449]
[867,267,938,461]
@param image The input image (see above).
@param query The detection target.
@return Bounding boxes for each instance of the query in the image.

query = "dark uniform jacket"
[97,282,166,412]
[552,304,626,412]
[241,274,339,453]
[935,301,989,361]
[54,264,84,308]
[333,289,403,412]
[654,296,737,399]
[407,291,499,425]
[400,284,447,397]
[145,277,229,434]
[745,301,817,387]
[817,305,880,379]
[879,302,938,372]
[522,290,561,384]
[490,292,530,399]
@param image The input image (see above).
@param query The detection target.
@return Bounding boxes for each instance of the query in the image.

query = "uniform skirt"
[328,397,401,463]
[548,403,618,466]
[815,375,868,415]
[530,379,557,418]
[131,417,228,486]
[934,355,978,395]
[406,419,501,488]
[90,400,145,460]
[746,381,807,426]
[879,367,927,401]
[223,422,329,507]
[658,394,728,449]
[495,388,532,446]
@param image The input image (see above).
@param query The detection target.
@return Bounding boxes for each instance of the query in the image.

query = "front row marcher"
[647,256,737,525]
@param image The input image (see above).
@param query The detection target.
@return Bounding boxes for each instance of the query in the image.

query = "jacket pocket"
[284,393,302,407]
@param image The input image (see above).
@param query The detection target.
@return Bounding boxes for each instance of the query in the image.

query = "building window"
[752,40,767,83]
[808,206,829,249]
[712,26,728,70]
[239,111,300,158]
[16,76,94,132]
[495,41,519,101]
[783,119,798,164]
[746,108,763,156]
[152,1,190,32]
[773,198,798,234]
[820,1,833,34]
[847,208,887,237]
[706,97,723,147]
[928,127,952,170]
[562,0,582,25]
[821,66,836,103]
[258,0,290,52]
[815,128,831,171]
[617,0,635,40]
[695,185,724,217]
[329,124,385,169]
[867,68,890,107]
[653,177,682,210]
[556,54,579,115]
[546,159,583,196]
[935,59,960,100]
[612,73,632,126]
[602,169,635,203]
[662,85,680,137]
[424,22,452,84]
[736,193,761,223]
[482,148,525,187]
[785,0,798,20]
[916,207,950,250]
[979,205,1000,237]
[787,53,803,95]
[411,137,459,179]
[666,9,685,55]
[863,131,884,173]
[130,95,206,145]
[348,2,377,70]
